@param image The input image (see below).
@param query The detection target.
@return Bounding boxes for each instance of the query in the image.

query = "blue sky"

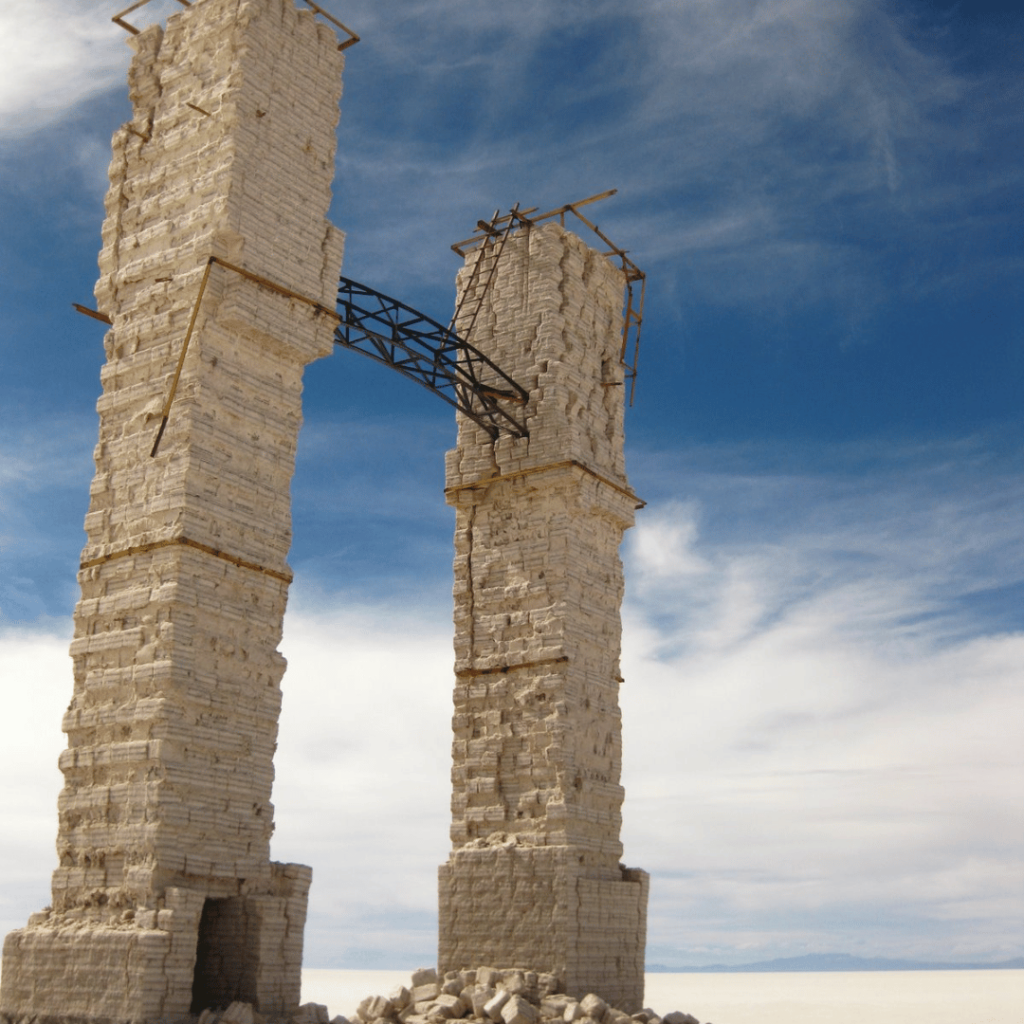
[1,0,1021,971]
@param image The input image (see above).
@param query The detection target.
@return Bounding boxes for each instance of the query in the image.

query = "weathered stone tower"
[439,223,649,1010]
[1,1,347,1020]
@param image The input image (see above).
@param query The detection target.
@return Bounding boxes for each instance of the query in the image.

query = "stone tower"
[1,1,346,1020]
[439,223,649,1010]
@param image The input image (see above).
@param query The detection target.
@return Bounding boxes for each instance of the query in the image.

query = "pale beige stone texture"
[341,968,707,1024]
[439,225,648,1011]
[1,1,345,1021]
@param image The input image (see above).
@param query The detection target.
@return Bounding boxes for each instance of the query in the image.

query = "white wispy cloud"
[0,1,136,136]
[326,0,1018,318]
[270,602,453,966]
[620,442,1024,963]
[6,1,1016,311]
[0,628,72,934]
[0,418,94,624]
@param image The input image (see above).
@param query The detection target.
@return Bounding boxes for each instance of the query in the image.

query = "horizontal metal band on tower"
[79,535,294,584]
[445,458,646,510]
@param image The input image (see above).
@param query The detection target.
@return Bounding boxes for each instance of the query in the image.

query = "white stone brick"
[502,994,539,1024]
[484,989,512,1021]
[439,225,647,1010]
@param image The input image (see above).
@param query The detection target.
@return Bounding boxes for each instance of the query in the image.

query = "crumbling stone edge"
[331,967,710,1024]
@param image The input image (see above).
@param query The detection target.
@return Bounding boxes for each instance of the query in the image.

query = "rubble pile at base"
[193,967,712,1024]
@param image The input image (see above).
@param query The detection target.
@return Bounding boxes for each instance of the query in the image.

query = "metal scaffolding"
[452,190,646,403]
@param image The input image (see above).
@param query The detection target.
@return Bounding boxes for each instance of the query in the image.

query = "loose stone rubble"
[1,1,345,1021]
[440,225,648,1009]
[188,968,710,1024]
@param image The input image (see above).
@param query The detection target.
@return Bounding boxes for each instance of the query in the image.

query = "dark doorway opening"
[190,897,260,1012]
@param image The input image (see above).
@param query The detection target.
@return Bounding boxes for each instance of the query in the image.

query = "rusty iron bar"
[73,304,113,325]
[150,258,214,457]
[567,204,627,260]
[186,102,212,117]
[80,535,293,584]
[113,0,358,50]
[455,655,569,680]
[450,191,616,253]
[451,191,646,404]
[445,458,645,510]
[150,255,345,457]
[622,273,645,405]
[447,204,520,347]
[299,0,360,49]
[212,256,340,318]
[113,0,190,35]
[527,189,619,230]
[560,200,645,403]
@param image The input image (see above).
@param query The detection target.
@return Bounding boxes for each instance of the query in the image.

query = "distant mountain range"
[648,953,1024,973]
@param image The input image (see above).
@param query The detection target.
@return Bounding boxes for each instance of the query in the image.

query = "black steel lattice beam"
[336,277,528,438]
[79,258,530,450]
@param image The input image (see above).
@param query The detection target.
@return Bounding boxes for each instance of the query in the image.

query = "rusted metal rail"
[112,0,359,48]
[112,0,190,35]
[452,190,646,403]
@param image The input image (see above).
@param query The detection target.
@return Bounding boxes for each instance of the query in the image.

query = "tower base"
[439,845,648,1012]
[1,864,310,1024]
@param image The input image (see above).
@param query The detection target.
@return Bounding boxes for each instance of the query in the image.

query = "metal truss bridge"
[74,193,643,455]
[333,191,646,439]
[335,276,528,439]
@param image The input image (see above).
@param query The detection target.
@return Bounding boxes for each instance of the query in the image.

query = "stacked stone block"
[439,225,648,1011]
[1,1,344,1021]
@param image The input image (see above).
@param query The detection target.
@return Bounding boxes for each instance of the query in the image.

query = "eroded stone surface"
[438,225,648,1010]
[0,1,345,1021]
[307,968,708,1024]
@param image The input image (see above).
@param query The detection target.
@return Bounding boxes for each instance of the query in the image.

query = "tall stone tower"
[439,222,649,1010]
[1,1,347,1020]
